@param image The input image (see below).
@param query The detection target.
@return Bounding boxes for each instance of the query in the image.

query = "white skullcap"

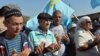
[71,22,77,28]
[78,16,91,24]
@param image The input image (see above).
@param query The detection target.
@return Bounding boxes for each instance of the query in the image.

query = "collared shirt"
[28,28,57,47]
[28,28,57,56]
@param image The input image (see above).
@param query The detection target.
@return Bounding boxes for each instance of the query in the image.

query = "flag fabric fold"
[91,0,100,9]
[26,0,75,31]
[26,16,38,30]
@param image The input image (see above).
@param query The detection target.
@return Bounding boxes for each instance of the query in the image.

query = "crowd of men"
[0,5,100,56]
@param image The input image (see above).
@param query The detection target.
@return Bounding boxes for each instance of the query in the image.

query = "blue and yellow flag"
[26,0,75,31]
[26,16,38,30]
[43,0,75,31]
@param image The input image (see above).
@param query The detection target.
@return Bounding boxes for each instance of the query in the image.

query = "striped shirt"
[5,35,21,56]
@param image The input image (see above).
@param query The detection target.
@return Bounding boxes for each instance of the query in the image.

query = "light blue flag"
[26,0,74,31]
[91,0,100,8]
[43,0,75,31]
[26,16,39,30]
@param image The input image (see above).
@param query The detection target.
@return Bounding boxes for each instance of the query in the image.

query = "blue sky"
[0,0,100,18]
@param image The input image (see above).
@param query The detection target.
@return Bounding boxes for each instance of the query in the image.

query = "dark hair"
[0,6,11,16]
[4,9,22,20]
[37,12,52,20]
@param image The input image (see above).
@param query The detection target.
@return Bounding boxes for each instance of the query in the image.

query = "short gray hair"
[53,10,61,16]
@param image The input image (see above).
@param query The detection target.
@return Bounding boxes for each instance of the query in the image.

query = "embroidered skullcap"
[4,9,22,19]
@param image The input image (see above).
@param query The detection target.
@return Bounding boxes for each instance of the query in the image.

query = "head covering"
[4,9,22,19]
[78,16,91,24]
[71,22,77,28]
[76,16,92,31]
[37,12,52,20]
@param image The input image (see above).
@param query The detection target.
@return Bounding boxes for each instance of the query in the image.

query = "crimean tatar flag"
[26,16,38,30]
[91,0,100,8]
[43,0,75,30]
[26,0,75,31]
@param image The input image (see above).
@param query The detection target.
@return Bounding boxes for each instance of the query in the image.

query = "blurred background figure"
[0,6,11,33]
[66,22,77,56]
[94,22,100,52]
[21,25,32,36]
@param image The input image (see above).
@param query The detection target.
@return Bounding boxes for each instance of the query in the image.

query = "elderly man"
[67,22,77,56]
[28,12,61,56]
[74,16,100,56]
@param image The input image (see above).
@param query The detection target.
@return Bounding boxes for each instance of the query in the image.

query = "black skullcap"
[4,9,22,19]
[37,12,52,20]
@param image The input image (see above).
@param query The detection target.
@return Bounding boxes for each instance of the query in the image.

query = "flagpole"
[66,0,79,21]
[72,14,79,21]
